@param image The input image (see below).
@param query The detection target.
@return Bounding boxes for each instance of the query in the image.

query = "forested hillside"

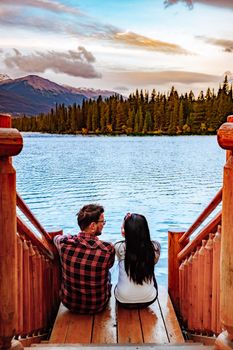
[13,76,233,135]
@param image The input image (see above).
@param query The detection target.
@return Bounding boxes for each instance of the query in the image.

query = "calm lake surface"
[14,134,225,286]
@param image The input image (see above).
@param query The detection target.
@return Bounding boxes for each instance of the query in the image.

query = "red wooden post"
[179,261,184,319]
[168,229,186,314]
[197,240,206,331]
[203,234,214,334]
[0,114,23,349]
[212,226,221,334]
[16,237,23,336]
[182,258,189,325]
[187,253,193,331]
[29,243,36,333]
[32,247,40,332]
[22,240,31,336]
[192,248,199,331]
[216,118,233,349]
[0,114,12,128]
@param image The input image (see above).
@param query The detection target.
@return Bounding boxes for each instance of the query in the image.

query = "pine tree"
[115,101,126,132]
[127,108,135,133]
[71,103,77,133]
[143,111,152,133]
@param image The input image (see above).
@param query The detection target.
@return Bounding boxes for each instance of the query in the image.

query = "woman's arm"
[152,240,161,264]
[114,240,126,260]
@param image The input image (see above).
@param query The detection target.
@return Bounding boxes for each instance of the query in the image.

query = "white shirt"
[114,240,160,304]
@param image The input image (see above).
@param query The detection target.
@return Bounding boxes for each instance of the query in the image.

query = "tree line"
[13,76,233,135]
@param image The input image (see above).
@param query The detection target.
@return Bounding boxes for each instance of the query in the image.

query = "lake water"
[14,134,225,286]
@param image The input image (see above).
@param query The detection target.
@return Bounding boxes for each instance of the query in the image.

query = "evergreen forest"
[13,76,233,135]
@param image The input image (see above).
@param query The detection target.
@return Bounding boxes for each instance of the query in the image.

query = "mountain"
[0,75,117,116]
[0,74,11,82]
[64,85,117,99]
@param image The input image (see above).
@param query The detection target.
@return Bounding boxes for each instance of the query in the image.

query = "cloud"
[110,70,220,86]
[0,3,189,55]
[164,0,233,10]
[197,36,233,53]
[0,0,81,15]
[112,31,190,54]
[3,47,101,79]
[113,86,129,92]
[0,7,62,32]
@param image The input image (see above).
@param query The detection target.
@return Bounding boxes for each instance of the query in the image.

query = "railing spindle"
[197,240,206,331]
[183,258,189,326]
[212,226,221,335]
[192,249,199,331]
[22,240,31,336]
[29,243,36,334]
[203,234,214,334]
[187,254,193,331]
[16,236,24,336]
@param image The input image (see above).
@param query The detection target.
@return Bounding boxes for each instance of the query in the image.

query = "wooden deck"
[49,286,184,345]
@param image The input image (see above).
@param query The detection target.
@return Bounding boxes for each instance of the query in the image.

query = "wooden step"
[186,333,216,346]
[28,344,215,349]
[49,285,184,345]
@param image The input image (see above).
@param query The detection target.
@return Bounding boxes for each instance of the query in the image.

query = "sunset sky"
[0,0,233,96]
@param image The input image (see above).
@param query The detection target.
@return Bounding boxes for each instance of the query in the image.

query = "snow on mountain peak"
[0,73,11,82]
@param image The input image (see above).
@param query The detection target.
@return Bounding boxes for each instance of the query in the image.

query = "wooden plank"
[50,287,184,346]
[92,295,117,344]
[49,304,70,343]
[139,299,169,343]
[27,344,214,349]
[117,304,143,343]
[49,303,93,344]
[157,286,184,344]
[65,313,93,344]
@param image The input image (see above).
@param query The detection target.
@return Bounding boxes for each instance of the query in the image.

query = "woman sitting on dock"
[114,213,160,308]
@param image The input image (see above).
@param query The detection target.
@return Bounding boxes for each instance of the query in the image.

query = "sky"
[0,0,233,96]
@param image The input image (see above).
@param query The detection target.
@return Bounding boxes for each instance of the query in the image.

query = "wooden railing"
[178,226,221,335]
[0,114,61,349]
[15,194,61,346]
[168,115,233,349]
[168,190,222,317]
[17,193,55,260]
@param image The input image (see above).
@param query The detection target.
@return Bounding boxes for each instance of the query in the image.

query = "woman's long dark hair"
[124,213,155,285]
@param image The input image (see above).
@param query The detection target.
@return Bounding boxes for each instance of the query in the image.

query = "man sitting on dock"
[51,204,115,314]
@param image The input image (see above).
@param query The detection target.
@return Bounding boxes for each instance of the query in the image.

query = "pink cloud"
[1,0,81,15]
[109,70,220,86]
[4,47,101,79]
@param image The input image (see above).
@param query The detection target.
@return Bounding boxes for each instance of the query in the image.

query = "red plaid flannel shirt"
[54,232,115,314]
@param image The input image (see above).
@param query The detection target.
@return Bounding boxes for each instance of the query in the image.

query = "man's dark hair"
[77,204,104,230]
